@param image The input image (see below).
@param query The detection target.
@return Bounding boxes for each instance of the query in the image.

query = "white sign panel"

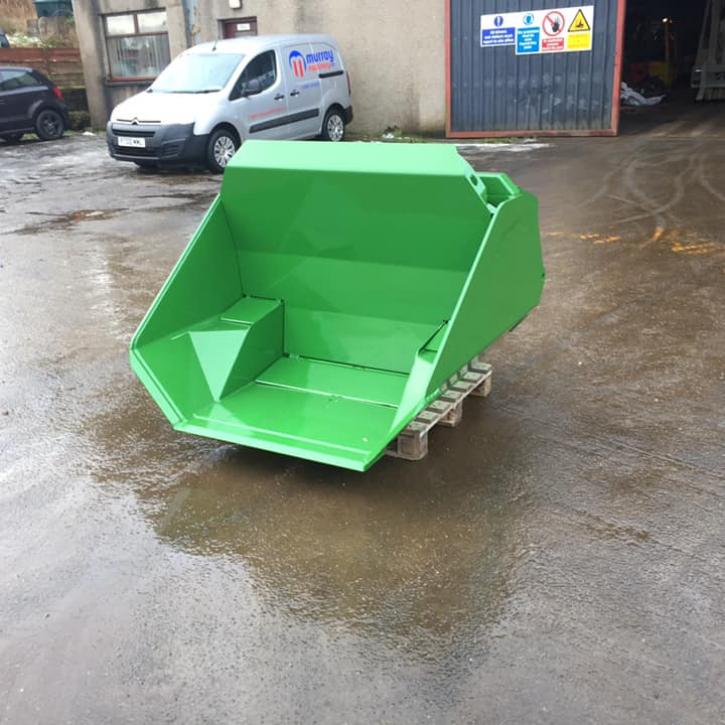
[480,12,517,47]
[481,6,594,55]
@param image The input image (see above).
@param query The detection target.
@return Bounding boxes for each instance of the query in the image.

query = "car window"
[0,69,41,91]
[238,51,276,94]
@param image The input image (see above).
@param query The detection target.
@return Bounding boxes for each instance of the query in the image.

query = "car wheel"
[206,129,239,174]
[0,132,23,144]
[35,109,65,141]
[321,108,345,142]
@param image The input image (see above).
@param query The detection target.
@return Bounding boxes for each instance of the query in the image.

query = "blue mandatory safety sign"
[516,27,540,54]
[482,26,516,46]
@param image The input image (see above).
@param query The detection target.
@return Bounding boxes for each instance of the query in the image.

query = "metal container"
[130,141,544,470]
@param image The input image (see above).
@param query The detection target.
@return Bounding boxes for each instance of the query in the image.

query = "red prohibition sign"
[543,11,565,36]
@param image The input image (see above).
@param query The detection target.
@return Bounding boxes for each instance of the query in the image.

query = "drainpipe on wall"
[70,0,111,127]
[181,0,200,47]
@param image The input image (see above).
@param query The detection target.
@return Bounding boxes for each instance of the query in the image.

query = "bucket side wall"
[427,188,545,396]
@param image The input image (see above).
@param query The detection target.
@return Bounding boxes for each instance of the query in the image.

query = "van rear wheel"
[321,108,345,142]
[206,128,239,174]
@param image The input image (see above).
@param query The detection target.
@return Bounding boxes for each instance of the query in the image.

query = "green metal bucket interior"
[130,141,544,470]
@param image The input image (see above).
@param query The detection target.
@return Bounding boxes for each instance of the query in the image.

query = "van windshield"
[151,53,244,93]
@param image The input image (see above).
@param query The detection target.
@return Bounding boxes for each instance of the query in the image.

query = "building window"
[103,10,170,81]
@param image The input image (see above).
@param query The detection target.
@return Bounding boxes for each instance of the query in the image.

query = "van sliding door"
[283,43,323,138]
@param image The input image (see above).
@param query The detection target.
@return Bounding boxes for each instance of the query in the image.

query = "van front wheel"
[321,108,345,142]
[206,129,239,173]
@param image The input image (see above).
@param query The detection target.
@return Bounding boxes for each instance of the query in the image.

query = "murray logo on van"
[289,50,307,78]
[306,49,335,72]
[288,48,335,78]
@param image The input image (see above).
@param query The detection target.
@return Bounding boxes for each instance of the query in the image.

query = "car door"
[229,49,288,140]
[0,69,46,132]
[282,43,323,138]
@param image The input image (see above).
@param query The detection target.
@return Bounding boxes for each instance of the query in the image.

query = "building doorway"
[617,0,723,136]
[221,17,257,39]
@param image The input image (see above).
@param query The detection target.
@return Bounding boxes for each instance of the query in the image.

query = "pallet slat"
[386,358,492,461]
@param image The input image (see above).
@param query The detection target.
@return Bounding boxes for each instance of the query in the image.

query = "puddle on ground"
[16,208,126,235]
[76,378,534,646]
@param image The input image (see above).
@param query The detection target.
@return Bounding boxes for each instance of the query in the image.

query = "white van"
[106,34,353,172]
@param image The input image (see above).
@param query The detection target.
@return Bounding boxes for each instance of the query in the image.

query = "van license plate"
[118,136,146,148]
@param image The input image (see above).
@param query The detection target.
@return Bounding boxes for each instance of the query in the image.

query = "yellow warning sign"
[569,9,591,32]
[567,32,592,51]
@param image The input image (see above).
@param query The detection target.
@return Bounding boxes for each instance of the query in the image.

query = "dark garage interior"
[621,0,723,133]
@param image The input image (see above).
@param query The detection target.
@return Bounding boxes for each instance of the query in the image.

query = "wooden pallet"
[385,357,492,461]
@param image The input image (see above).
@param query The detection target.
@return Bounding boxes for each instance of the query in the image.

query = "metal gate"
[446,0,626,136]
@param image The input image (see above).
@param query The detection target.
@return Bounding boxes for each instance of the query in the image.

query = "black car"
[0,66,69,143]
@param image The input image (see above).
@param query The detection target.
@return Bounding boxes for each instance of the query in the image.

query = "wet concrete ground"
[1,107,724,724]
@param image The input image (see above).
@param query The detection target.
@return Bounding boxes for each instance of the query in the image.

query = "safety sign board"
[480,13,516,46]
[567,32,592,51]
[569,9,591,32]
[543,10,565,35]
[517,27,540,54]
[480,6,594,55]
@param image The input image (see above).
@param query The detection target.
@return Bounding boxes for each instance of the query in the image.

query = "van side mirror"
[242,77,263,97]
